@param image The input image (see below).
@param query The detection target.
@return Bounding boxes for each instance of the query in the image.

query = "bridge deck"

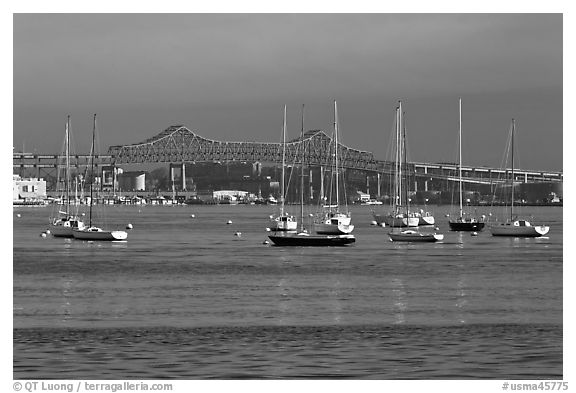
[13,125,562,184]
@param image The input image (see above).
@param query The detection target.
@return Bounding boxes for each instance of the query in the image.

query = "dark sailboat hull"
[448,221,485,231]
[268,233,356,247]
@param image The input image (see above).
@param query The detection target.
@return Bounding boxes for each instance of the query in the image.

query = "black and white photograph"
[10,3,568,389]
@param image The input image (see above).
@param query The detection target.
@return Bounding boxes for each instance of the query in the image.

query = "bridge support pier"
[377,173,381,198]
[182,162,186,191]
[320,166,324,203]
[253,162,262,177]
[309,167,313,202]
[113,166,117,195]
[366,175,370,196]
[169,164,177,194]
[168,162,190,192]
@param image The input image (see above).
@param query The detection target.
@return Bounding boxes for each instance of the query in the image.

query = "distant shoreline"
[13,199,563,208]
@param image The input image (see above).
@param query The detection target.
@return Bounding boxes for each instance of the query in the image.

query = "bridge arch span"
[108,125,382,171]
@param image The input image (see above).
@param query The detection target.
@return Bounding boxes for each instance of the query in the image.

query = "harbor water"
[13,204,563,379]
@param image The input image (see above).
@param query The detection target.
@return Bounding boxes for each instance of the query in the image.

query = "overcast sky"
[13,13,562,171]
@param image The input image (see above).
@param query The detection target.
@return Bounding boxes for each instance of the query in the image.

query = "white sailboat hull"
[373,213,419,227]
[314,222,355,235]
[389,230,443,242]
[414,213,435,225]
[315,213,354,234]
[73,227,128,241]
[490,221,549,237]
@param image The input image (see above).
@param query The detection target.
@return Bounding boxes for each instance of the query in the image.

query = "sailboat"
[489,119,549,237]
[313,101,354,235]
[50,116,86,237]
[449,99,485,231]
[388,102,443,242]
[373,102,419,228]
[269,105,298,232]
[412,210,435,226]
[73,114,128,241]
[268,105,355,247]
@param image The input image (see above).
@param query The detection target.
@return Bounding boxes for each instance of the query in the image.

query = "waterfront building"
[13,175,47,203]
[118,171,146,192]
[213,190,253,203]
[355,191,371,203]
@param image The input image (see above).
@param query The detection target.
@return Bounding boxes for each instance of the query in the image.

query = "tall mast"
[181,135,186,193]
[511,118,515,221]
[281,105,286,216]
[88,114,96,227]
[402,106,409,219]
[65,116,70,215]
[458,98,463,218]
[300,104,305,232]
[394,106,398,212]
[397,101,403,211]
[334,100,339,211]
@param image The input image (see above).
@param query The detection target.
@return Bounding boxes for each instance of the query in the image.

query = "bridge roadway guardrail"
[13,153,562,185]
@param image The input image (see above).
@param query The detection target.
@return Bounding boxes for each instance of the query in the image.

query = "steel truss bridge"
[14,125,563,187]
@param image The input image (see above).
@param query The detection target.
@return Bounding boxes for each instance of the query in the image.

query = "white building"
[356,191,371,203]
[213,190,251,202]
[13,175,47,201]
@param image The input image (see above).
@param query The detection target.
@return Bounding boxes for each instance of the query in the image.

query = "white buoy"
[45,229,51,235]
[126,223,133,230]
[435,227,440,231]
[370,221,377,226]
[266,227,271,232]
[269,215,274,219]
[227,220,233,225]
[445,214,450,217]
[190,214,195,218]
[308,213,314,217]
[235,232,242,237]
[471,232,478,236]
[40,232,47,238]
[263,240,270,245]
[81,213,86,216]
[16,213,21,218]
[481,214,486,220]
[380,223,386,227]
